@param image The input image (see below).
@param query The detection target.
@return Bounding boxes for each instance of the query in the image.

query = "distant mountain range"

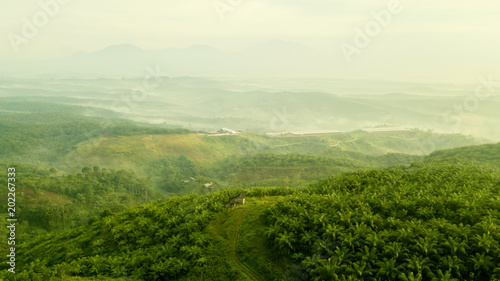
[0,40,333,78]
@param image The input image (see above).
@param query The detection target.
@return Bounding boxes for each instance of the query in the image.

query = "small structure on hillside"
[225,193,246,208]
[181,177,197,183]
[203,182,214,188]
[206,128,240,135]
[220,128,237,134]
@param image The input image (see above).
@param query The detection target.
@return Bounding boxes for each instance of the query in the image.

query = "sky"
[1,0,499,81]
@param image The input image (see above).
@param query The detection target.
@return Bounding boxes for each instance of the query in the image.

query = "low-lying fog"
[1,77,499,141]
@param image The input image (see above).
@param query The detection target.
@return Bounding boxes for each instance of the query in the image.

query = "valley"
[0,90,499,281]
[2,1,499,279]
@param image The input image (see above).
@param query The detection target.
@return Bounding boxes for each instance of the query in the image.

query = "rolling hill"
[0,106,488,195]
[4,158,500,280]
[0,100,499,280]
[427,142,500,167]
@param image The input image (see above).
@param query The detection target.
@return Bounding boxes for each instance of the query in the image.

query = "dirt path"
[230,210,263,281]
[330,138,359,147]
[209,206,263,281]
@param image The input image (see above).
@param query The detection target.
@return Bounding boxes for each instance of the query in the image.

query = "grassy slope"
[203,196,291,281]
[65,134,243,170]
[206,202,263,281]
[235,197,290,281]
[63,130,485,173]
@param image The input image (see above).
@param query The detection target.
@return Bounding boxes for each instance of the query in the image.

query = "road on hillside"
[330,138,359,147]
[230,210,263,281]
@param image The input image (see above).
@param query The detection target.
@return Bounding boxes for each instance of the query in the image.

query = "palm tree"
[265,222,282,240]
[102,216,114,230]
[111,264,127,278]
[181,245,202,259]
[332,247,350,266]
[158,244,175,257]
[475,233,495,254]
[314,258,340,281]
[361,245,378,263]
[276,231,296,253]
[189,232,208,246]
[416,236,438,257]
[471,252,495,277]
[377,257,400,279]
[440,255,462,277]
[302,254,322,270]
[342,232,359,250]
[155,227,170,242]
[385,242,403,260]
[366,232,383,249]
[405,255,430,276]
[432,269,455,281]
[151,261,170,279]
[352,222,370,237]
[169,233,184,248]
[351,261,372,278]
[324,224,344,241]
[443,236,468,256]
[400,272,423,281]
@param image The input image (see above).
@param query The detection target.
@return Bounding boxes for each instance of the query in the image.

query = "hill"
[61,128,484,192]
[3,79,500,140]
[0,40,327,78]
[0,109,189,165]
[0,163,161,242]
[0,107,488,196]
[4,160,500,280]
[428,142,500,167]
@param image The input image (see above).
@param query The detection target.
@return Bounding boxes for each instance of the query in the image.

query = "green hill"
[0,163,162,244]
[0,111,189,165]
[4,160,500,280]
[0,108,492,203]
[428,142,500,167]
[2,104,500,281]
[1,108,488,197]
[59,126,485,193]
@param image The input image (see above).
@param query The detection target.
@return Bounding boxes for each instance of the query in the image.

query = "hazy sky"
[1,0,499,81]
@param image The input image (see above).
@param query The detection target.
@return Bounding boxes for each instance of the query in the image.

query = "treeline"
[210,152,421,188]
[0,101,114,116]
[428,142,500,167]
[0,163,160,242]
[148,155,203,194]
[105,125,189,136]
[239,153,366,168]
[0,112,189,162]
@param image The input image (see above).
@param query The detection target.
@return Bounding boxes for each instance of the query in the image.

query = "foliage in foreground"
[264,160,500,280]
[0,163,158,242]
[1,186,294,280]
[1,160,500,280]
